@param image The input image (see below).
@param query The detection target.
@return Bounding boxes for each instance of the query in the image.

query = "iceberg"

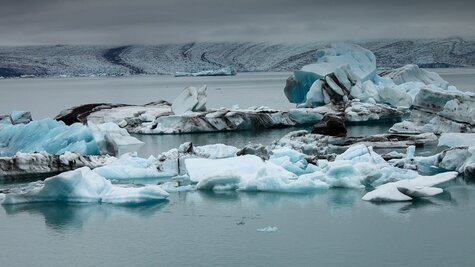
[438,133,475,148]
[362,171,457,202]
[184,155,329,193]
[1,167,169,205]
[0,151,109,180]
[186,155,271,184]
[395,146,475,178]
[192,143,239,159]
[380,64,450,89]
[93,153,165,180]
[0,118,100,157]
[10,111,32,125]
[88,122,143,156]
[285,43,376,104]
[257,226,278,232]
[183,144,446,193]
[0,117,144,158]
[269,147,318,175]
[171,85,207,115]
[272,130,437,157]
[0,115,11,125]
[174,66,236,77]
[390,87,475,134]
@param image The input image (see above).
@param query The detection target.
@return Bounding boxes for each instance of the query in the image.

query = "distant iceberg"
[174,66,236,77]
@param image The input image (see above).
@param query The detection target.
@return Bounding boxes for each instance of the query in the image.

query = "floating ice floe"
[392,146,475,178]
[93,153,165,180]
[174,66,236,77]
[0,118,100,157]
[182,143,456,194]
[0,151,110,179]
[0,118,144,157]
[272,130,437,157]
[257,226,278,232]
[0,167,169,205]
[362,171,457,202]
[185,155,328,192]
[390,87,475,134]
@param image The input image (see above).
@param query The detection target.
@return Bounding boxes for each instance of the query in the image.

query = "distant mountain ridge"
[0,38,474,78]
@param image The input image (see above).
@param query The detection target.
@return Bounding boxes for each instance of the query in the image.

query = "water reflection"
[3,182,473,231]
[2,201,167,231]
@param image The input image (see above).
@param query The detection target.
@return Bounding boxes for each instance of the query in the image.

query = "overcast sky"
[0,0,473,45]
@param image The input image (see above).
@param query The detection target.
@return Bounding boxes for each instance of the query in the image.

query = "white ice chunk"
[1,167,169,205]
[303,43,376,82]
[257,226,278,232]
[10,111,32,125]
[185,155,266,184]
[362,171,457,202]
[88,122,143,156]
[93,153,168,180]
[184,155,328,193]
[406,145,416,160]
[383,64,450,89]
[171,85,207,115]
[193,144,239,159]
[174,67,236,77]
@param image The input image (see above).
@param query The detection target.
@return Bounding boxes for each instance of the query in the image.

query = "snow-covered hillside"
[0,38,474,78]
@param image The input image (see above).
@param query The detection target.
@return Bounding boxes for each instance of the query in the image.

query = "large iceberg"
[284,43,458,114]
[284,43,376,104]
[0,167,169,205]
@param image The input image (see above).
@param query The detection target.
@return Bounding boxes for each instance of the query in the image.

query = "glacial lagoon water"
[1,70,475,266]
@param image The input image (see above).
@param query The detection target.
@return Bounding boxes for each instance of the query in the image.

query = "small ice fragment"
[406,145,415,160]
[257,226,278,232]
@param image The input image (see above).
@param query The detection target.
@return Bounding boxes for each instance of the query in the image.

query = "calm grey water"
[0,72,294,119]
[1,185,475,267]
[0,70,475,267]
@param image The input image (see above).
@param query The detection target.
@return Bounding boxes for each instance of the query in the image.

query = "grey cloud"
[0,0,473,45]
